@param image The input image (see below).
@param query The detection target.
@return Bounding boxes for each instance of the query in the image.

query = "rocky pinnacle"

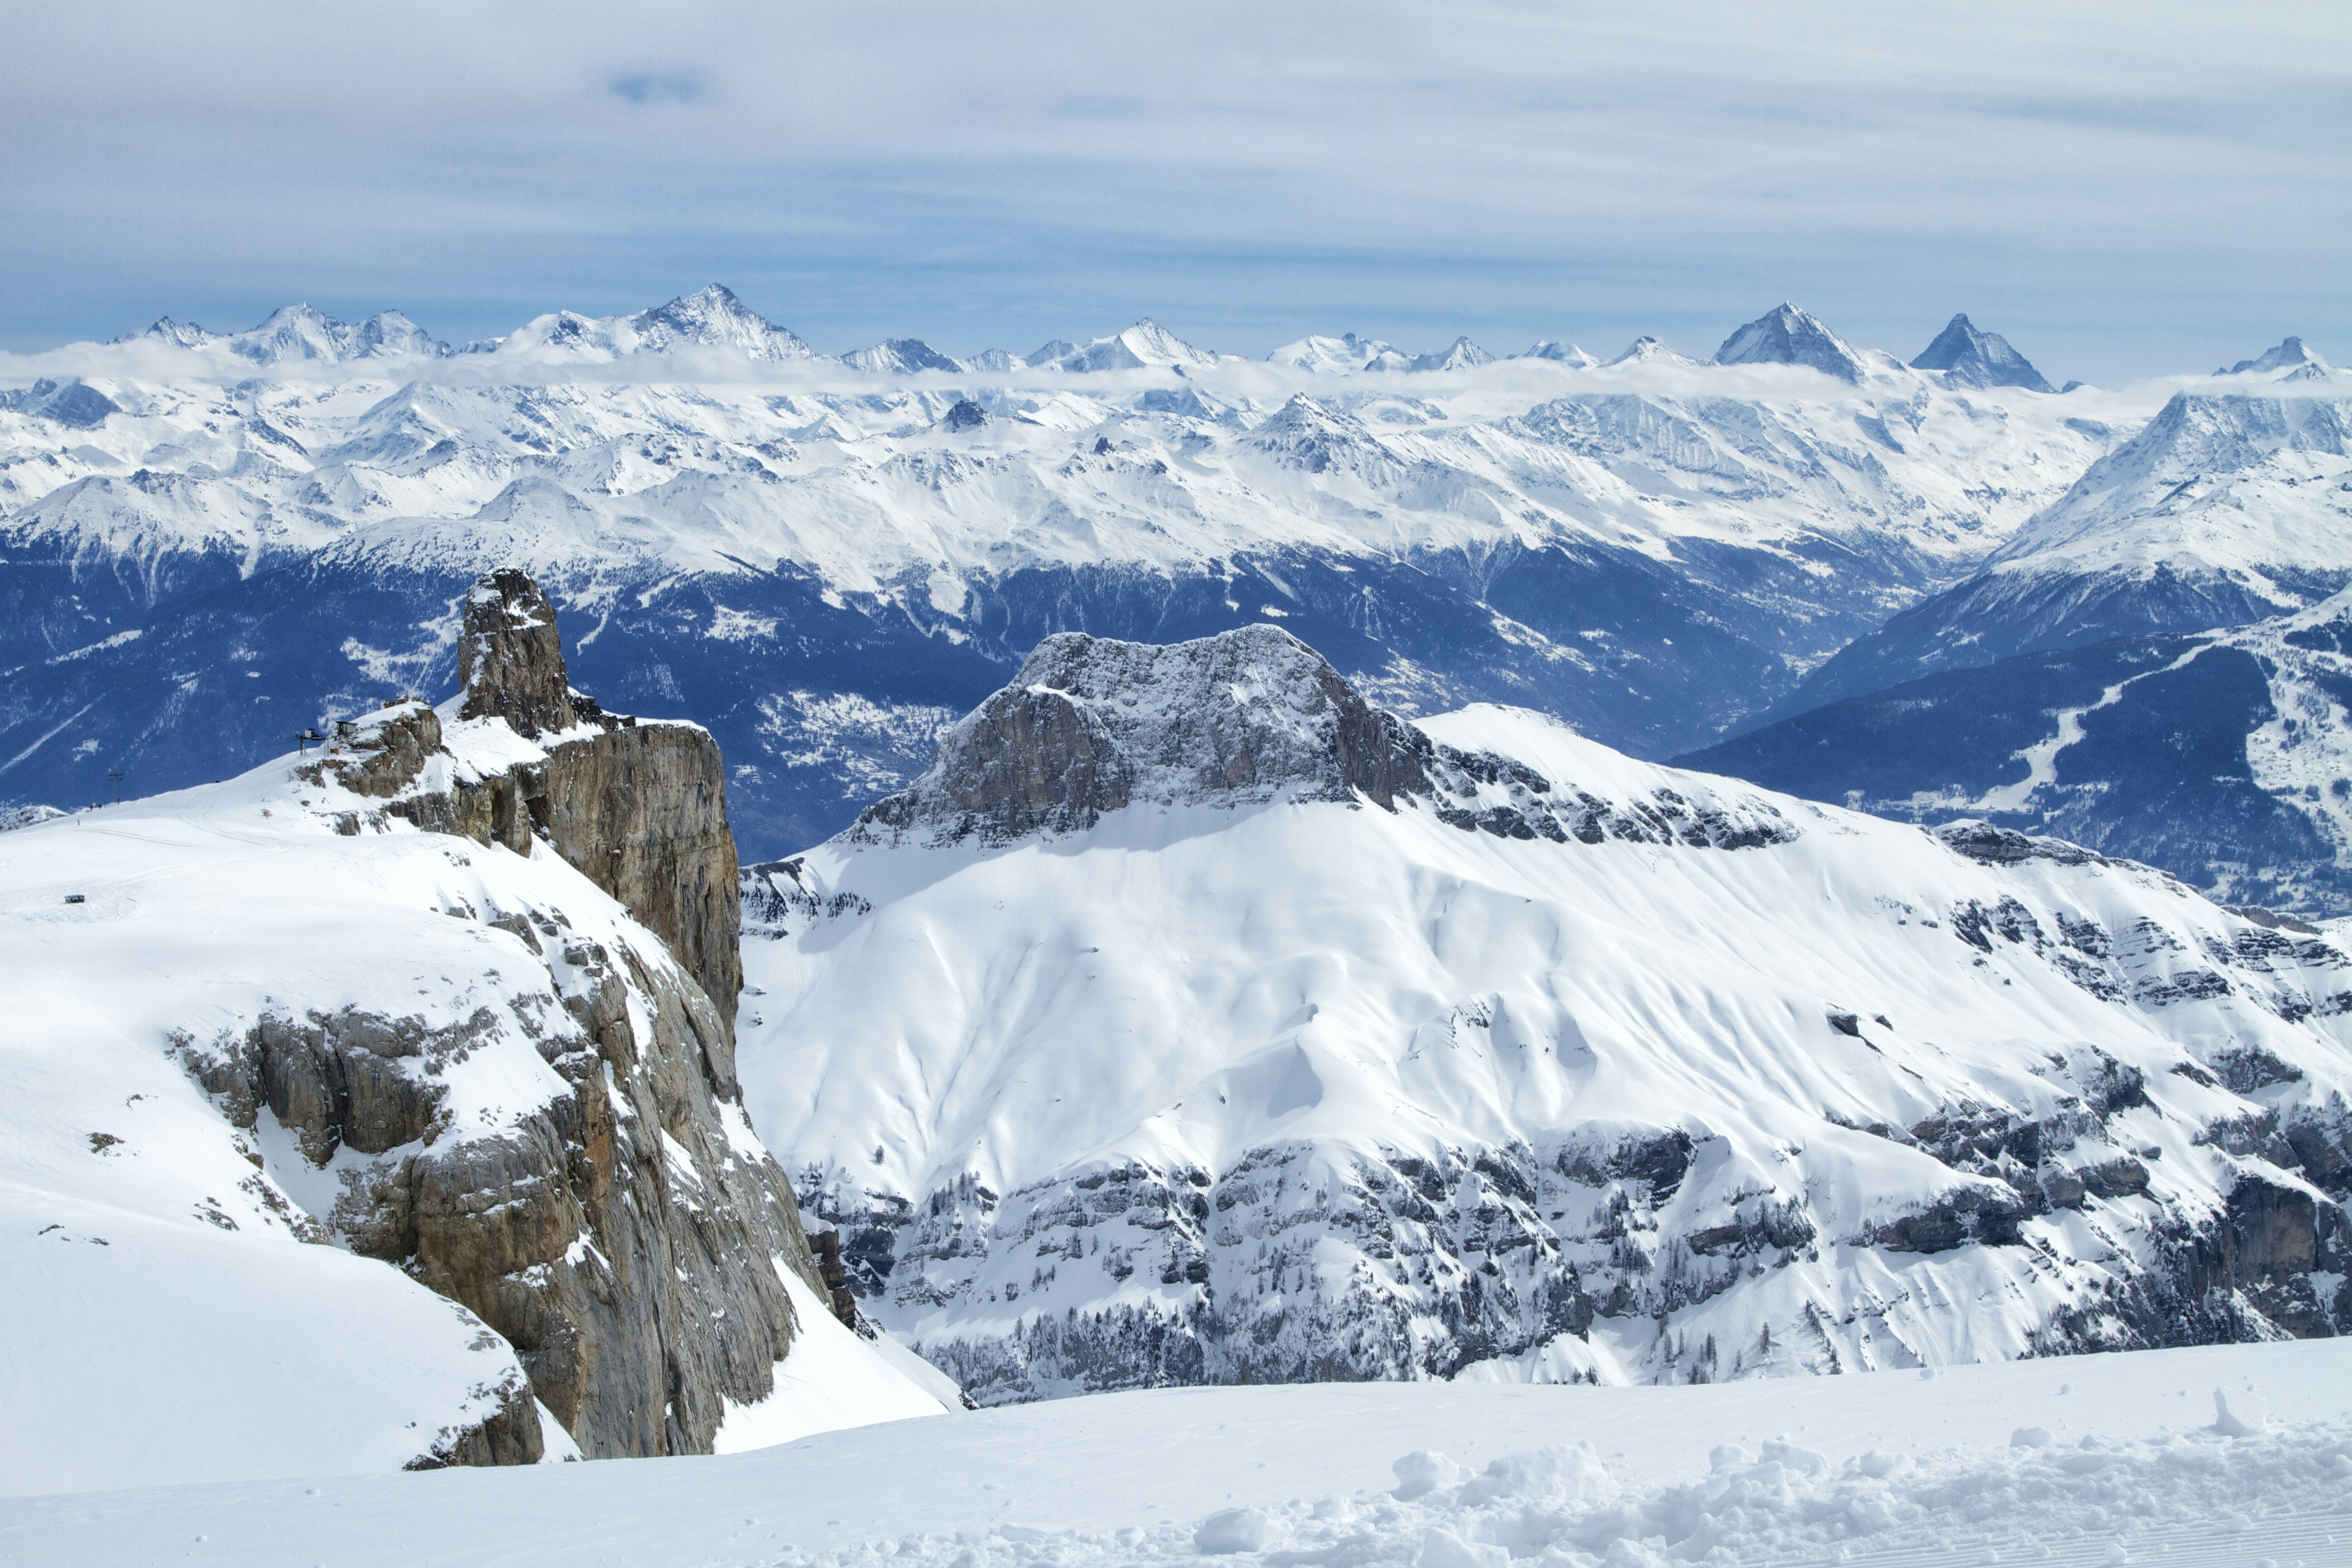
[459,568,578,739]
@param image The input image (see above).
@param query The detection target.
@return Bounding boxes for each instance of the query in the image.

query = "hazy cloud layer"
[3,1,2345,381]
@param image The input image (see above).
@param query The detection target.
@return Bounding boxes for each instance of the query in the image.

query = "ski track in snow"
[1968,646,2212,816]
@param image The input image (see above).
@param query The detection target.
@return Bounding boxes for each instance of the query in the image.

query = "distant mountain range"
[5,288,2345,913]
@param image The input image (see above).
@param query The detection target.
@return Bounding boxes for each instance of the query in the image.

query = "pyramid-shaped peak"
[2223,336,2331,377]
[1713,304,1862,382]
[1911,313,2054,393]
[1408,336,1493,372]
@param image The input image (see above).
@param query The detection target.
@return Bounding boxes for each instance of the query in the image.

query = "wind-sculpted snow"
[739,629,2352,1406]
[0,291,2133,857]
[761,1414,2352,1568]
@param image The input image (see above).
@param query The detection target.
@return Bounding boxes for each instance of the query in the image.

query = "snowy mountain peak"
[1267,333,1409,373]
[1245,393,1400,473]
[2222,336,2333,379]
[627,283,814,361]
[843,338,963,374]
[1516,340,1597,367]
[1408,335,1494,372]
[115,316,221,349]
[197,303,452,364]
[495,284,812,362]
[1713,303,1864,382]
[1031,319,1219,373]
[1910,313,2056,394]
[851,624,1428,846]
[1604,334,1702,368]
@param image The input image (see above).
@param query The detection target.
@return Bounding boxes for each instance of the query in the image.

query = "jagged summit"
[107,304,451,363]
[0,377,118,428]
[1245,394,1400,475]
[458,568,578,739]
[2222,336,2333,380]
[495,284,813,362]
[115,316,220,349]
[1407,335,1493,372]
[1027,318,1219,372]
[1713,303,1864,382]
[852,625,1427,845]
[631,284,812,359]
[1911,313,2055,393]
[843,338,962,374]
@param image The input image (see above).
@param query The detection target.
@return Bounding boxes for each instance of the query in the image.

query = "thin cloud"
[0,1,2343,379]
[607,68,707,106]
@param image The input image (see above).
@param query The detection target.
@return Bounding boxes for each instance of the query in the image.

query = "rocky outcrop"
[319,578,741,1032]
[458,568,578,738]
[849,625,1794,853]
[769,622,2352,1401]
[183,568,809,1464]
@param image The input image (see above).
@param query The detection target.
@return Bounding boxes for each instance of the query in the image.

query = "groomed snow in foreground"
[8,1338,2347,1567]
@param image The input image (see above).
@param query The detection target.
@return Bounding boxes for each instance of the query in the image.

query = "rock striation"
[850,624,1794,854]
[328,572,742,1034]
[758,624,2352,1405]
[172,568,817,1463]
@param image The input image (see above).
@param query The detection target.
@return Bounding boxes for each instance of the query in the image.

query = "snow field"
[6,1338,2347,1567]
[745,699,2352,1391]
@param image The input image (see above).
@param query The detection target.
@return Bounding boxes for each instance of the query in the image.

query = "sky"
[3,1,2346,383]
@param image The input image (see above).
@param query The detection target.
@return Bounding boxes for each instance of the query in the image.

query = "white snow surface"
[713,1266,960,1453]
[1,294,2190,654]
[0,728,941,1494]
[740,694,2352,1393]
[6,1338,2349,1566]
[1982,392,2352,591]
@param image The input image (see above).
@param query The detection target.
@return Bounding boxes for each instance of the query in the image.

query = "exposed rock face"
[850,624,1793,853]
[176,909,815,1460]
[458,569,578,738]
[853,626,1428,843]
[760,622,2352,1403]
[1910,314,2057,394]
[329,578,742,1031]
[184,568,807,1463]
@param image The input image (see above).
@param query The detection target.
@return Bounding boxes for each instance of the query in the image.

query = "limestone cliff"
[332,568,742,1035]
[170,567,823,1461]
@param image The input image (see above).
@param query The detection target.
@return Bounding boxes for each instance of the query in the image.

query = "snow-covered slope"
[738,627,2352,1406]
[11,1337,2352,1565]
[490,284,815,363]
[0,610,952,1490]
[1791,386,2352,710]
[1687,583,2352,918]
[0,291,2133,859]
